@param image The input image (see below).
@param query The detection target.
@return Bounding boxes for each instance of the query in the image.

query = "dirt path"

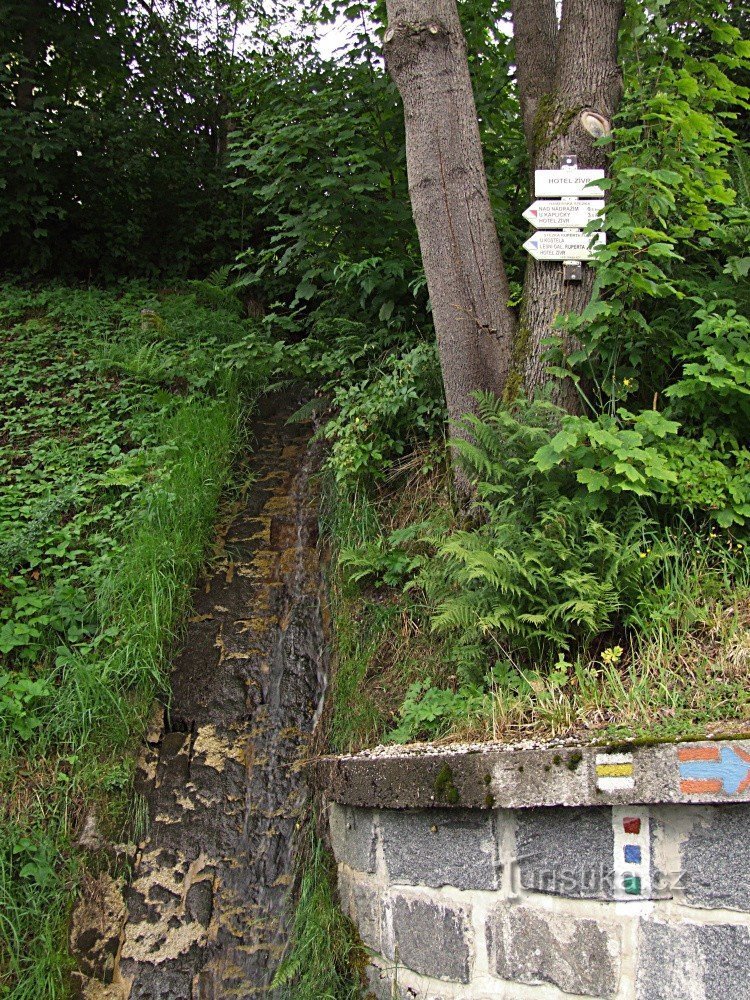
[113,398,326,998]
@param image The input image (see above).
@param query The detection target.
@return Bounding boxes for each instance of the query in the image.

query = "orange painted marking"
[678,746,720,762]
[680,779,723,794]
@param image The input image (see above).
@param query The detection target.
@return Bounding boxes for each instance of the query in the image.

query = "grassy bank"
[324,447,750,754]
[273,822,364,1000]
[0,283,272,997]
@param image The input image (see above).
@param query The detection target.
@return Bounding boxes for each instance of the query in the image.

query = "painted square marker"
[612,806,651,900]
[623,874,642,896]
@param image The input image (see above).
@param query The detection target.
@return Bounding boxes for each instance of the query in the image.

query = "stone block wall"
[328,801,750,999]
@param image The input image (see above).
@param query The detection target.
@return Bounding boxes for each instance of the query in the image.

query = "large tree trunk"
[511,0,624,411]
[511,0,557,166]
[383,0,517,462]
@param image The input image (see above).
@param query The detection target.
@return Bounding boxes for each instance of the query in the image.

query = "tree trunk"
[511,0,624,411]
[511,0,557,166]
[383,0,517,463]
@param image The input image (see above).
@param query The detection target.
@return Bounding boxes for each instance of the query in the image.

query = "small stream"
[113,396,326,998]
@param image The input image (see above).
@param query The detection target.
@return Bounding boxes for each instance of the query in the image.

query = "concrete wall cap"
[314,737,750,810]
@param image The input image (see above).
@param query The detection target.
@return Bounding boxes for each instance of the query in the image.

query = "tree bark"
[511,0,557,165]
[511,0,624,411]
[383,0,517,465]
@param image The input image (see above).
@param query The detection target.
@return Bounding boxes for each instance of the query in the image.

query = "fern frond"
[207,263,233,287]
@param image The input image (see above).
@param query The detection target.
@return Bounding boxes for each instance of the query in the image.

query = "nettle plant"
[321,342,446,485]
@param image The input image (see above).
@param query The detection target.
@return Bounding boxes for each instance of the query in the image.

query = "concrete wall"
[321,740,750,999]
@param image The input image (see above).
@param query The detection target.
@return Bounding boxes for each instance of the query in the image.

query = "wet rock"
[70,972,126,1000]
[69,873,127,985]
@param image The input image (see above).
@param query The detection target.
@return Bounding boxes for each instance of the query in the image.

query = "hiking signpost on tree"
[522,230,606,261]
[522,199,604,229]
[523,155,606,282]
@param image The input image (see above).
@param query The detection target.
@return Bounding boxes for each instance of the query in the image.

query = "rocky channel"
[72,396,327,999]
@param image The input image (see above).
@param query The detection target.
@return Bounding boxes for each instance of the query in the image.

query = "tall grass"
[46,395,241,748]
[273,824,363,1000]
[0,821,74,1000]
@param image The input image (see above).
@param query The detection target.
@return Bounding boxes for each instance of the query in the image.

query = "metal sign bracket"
[563,260,583,282]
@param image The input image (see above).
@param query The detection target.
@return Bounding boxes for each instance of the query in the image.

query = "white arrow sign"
[523,199,604,229]
[523,231,606,261]
[535,169,606,198]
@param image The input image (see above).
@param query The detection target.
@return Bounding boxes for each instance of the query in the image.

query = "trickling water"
[111,396,326,999]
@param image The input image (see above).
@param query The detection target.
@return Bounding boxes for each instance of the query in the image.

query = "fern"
[419,397,661,666]
[286,395,329,424]
[185,269,243,315]
[97,340,176,384]
[206,263,233,287]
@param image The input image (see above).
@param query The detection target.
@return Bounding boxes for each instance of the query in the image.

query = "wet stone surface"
[117,398,326,999]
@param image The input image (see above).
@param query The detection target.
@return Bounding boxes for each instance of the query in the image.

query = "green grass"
[320,467,457,753]
[47,396,240,745]
[0,282,274,997]
[273,822,364,1000]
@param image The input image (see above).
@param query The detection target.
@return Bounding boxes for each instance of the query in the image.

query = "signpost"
[533,169,605,198]
[522,199,604,230]
[522,156,606,281]
[523,231,606,261]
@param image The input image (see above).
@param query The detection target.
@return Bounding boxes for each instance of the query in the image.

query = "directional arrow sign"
[535,169,605,198]
[523,199,604,229]
[523,231,606,261]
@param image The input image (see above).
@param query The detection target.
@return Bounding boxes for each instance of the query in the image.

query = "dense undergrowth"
[0,282,273,997]
[270,2,750,754]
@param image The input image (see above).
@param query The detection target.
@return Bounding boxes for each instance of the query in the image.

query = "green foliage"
[0,0,261,279]
[389,678,488,744]
[549,0,750,528]
[225,0,522,488]
[0,283,268,995]
[0,819,73,999]
[228,31,419,319]
[340,524,427,589]
[667,306,750,431]
[533,408,680,500]
[420,395,662,667]
[662,436,750,528]
[273,825,363,999]
[0,676,52,741]
[0,284,275,740]
[321,343,446,486]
